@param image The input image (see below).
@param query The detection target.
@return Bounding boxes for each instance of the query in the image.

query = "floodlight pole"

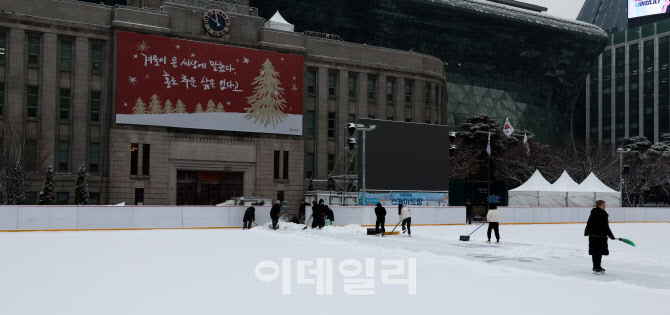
[358,125,376,206]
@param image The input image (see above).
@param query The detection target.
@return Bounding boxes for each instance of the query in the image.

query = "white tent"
[264,11,295,32]
[568,172,621,207]
[508,170,553,206]
[540,171,581,207]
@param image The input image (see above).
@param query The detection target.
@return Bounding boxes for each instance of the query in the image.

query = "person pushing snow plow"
[399,204,412,237]
[584,200,615,275]
[243,206,255,229]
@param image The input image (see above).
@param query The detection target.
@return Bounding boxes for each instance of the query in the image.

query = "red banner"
[115,31,303,135]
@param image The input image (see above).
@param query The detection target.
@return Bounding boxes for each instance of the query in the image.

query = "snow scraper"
[618,238,636,247]
[302,217,313,230]
[460,223,486,241]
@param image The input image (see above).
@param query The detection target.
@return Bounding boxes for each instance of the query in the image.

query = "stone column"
[40,32,58,169]
[72,37,90,172]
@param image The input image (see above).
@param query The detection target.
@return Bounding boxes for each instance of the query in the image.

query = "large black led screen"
[357,119,449,191]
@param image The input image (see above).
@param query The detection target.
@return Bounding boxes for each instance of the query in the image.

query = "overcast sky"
[521,0,588,20]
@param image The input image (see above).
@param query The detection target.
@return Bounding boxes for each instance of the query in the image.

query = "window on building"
[90,91,101,122]
[307,69,316,95]
[89,142,100,173]
[135,188,144,205]
[57,192,69,205]
[27,85,38,118]
[0,32,6,63]
[89,192,100,205]
[91,43,103,72]
[130,143,138,175]
[369,114,375,119]
[328,154,335,174]
[274,150,280,179]
[142,144,150,175]
[328,112,336,138]
[60,39,72,71]
[643,40,655,140]
[348,114,356,124]
[425,83,431,107]
[25,139,37,172]
[306,110,315,137]
[59,88,70,120]
[386,79,395,103]
[0,137,3,170]
[660,37,670,136]
[277,191,284,202]
[589,64,599,141]
[405,81,413,104]
[24,192,37,205]
[348,75,357,99]
[305,153,314,179]
[58,141,69,172]
[602,49,612,144]
[283,151,289,180]
[328,72,337,97]
[368,77,376,101]
[27,36,40,66]
[629,43,640,137]
[0,82,4,116]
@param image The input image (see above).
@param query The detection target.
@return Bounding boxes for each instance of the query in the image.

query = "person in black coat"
[311,200,324,229]
[374,203,386,236]
[243,206,255,229]
[584,200,615,273]
[270,200,281,230]
[465,199,472,225]
[298,199,306,223]
[320,199,334,224]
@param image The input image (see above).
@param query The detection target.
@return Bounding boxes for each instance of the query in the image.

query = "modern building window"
[348,114,356,124]
[328,72,337,97]
[274,150,280,179]
[369,114,375,119]
[328,112,335,138]
[24,192,37,205]
[327,154,335,174]
[307,69,316,95]
[59,88,70,120]
[405,106,412,122]
[89,142,100,173]
[367,77,376,101]
[643,39,655,140]
[90,91,101,122]
[27,36,40,66]
[27,85,39,118]
[0,82,4,116]
[57,192,69,205]
[305,110,315,137]
[305,153,314,179]
[130,143,138,175]
[91,43,103,72]
[386,79,395,103]
[59,39,72,71]
[660,37,670,136]
[142,144,150,175]
[348,75,357,99]
[0,32,6,64]
[629,43,640,137]
[89,192,100,205]
[135,188,144,205]
[601,49,612,144]
[425,83,431,107]
[25,139,37,172]
[405,81,413,104]
[282,151,289,180]
[58,141,69,172]
[615,46,626,144]
[588,63,599,142]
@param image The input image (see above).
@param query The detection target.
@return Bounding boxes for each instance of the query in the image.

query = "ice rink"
[1,222,668,315]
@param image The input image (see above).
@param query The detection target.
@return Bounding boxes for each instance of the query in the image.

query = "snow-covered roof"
[509,169,553,192]
[549,171,580,192]
[577,172,618,193]
[264,11,294,32]
[432,0,607,37]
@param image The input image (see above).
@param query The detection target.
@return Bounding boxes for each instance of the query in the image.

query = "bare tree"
[557,141,619,188]
[494,142,562,188]
[0,120,46,204]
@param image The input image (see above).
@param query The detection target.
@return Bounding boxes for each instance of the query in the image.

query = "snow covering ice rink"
[1,222,668,315]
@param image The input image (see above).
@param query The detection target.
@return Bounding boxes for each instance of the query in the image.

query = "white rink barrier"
[499,207,670,224]
[305,206,466,226]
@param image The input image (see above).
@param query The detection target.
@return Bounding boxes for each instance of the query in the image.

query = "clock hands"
[214,14,221,27]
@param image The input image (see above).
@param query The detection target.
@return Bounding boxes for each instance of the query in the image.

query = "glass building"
[251,0,607,144]
[577,0,628,33]
[584,20,670,145]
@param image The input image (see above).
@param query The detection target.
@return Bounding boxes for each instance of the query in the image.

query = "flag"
[524,132,530,155]
[486,131,491,156]
[503,117,514,137]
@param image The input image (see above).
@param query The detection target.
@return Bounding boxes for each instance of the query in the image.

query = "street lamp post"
[347,123,376,206]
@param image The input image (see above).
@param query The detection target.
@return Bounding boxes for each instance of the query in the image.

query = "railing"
[303,30,344,41]
[165,0,258,17]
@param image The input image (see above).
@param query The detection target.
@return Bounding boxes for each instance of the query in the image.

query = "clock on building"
[203,9,230,37]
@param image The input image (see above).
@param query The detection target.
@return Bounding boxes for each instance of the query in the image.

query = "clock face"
[203,9,230,37]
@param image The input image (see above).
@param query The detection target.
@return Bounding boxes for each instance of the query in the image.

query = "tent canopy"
[549,171,580,191]
[264,11,295,32]
[509,169,552,192]
[577,172,618,193]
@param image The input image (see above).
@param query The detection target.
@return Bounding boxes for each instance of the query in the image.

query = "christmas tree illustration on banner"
[175,99,187,113]
[148,94,164,114]
[216,102,225,112]
[244,58,288,128]
[205,100,216,113]
[133,97,147,115]
[195,103,204,113]
[164,99,174,114]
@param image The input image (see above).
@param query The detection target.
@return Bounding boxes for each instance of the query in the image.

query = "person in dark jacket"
[320,199,334,225]
[311,200,324,229]
[465,199,472,225]
[298,199,307,223]
[270,200,281,230]
[243,206,255,229]
[584,200,615,273]
[374,203,386,236]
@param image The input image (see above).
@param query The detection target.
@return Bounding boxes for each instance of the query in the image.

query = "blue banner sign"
[359,192,449,206]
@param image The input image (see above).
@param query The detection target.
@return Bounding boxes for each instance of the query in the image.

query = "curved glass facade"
[251,0,607,144]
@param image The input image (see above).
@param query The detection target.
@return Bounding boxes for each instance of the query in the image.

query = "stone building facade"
[0,0,445,207]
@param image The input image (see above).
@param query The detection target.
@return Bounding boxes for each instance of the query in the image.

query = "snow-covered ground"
[1,223,668,315]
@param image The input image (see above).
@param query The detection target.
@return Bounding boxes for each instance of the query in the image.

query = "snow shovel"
[618,238,636,247]
[302,216,313,230]
[460,223,486,241]
[253,221,259,227]
[389,220,402,234]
